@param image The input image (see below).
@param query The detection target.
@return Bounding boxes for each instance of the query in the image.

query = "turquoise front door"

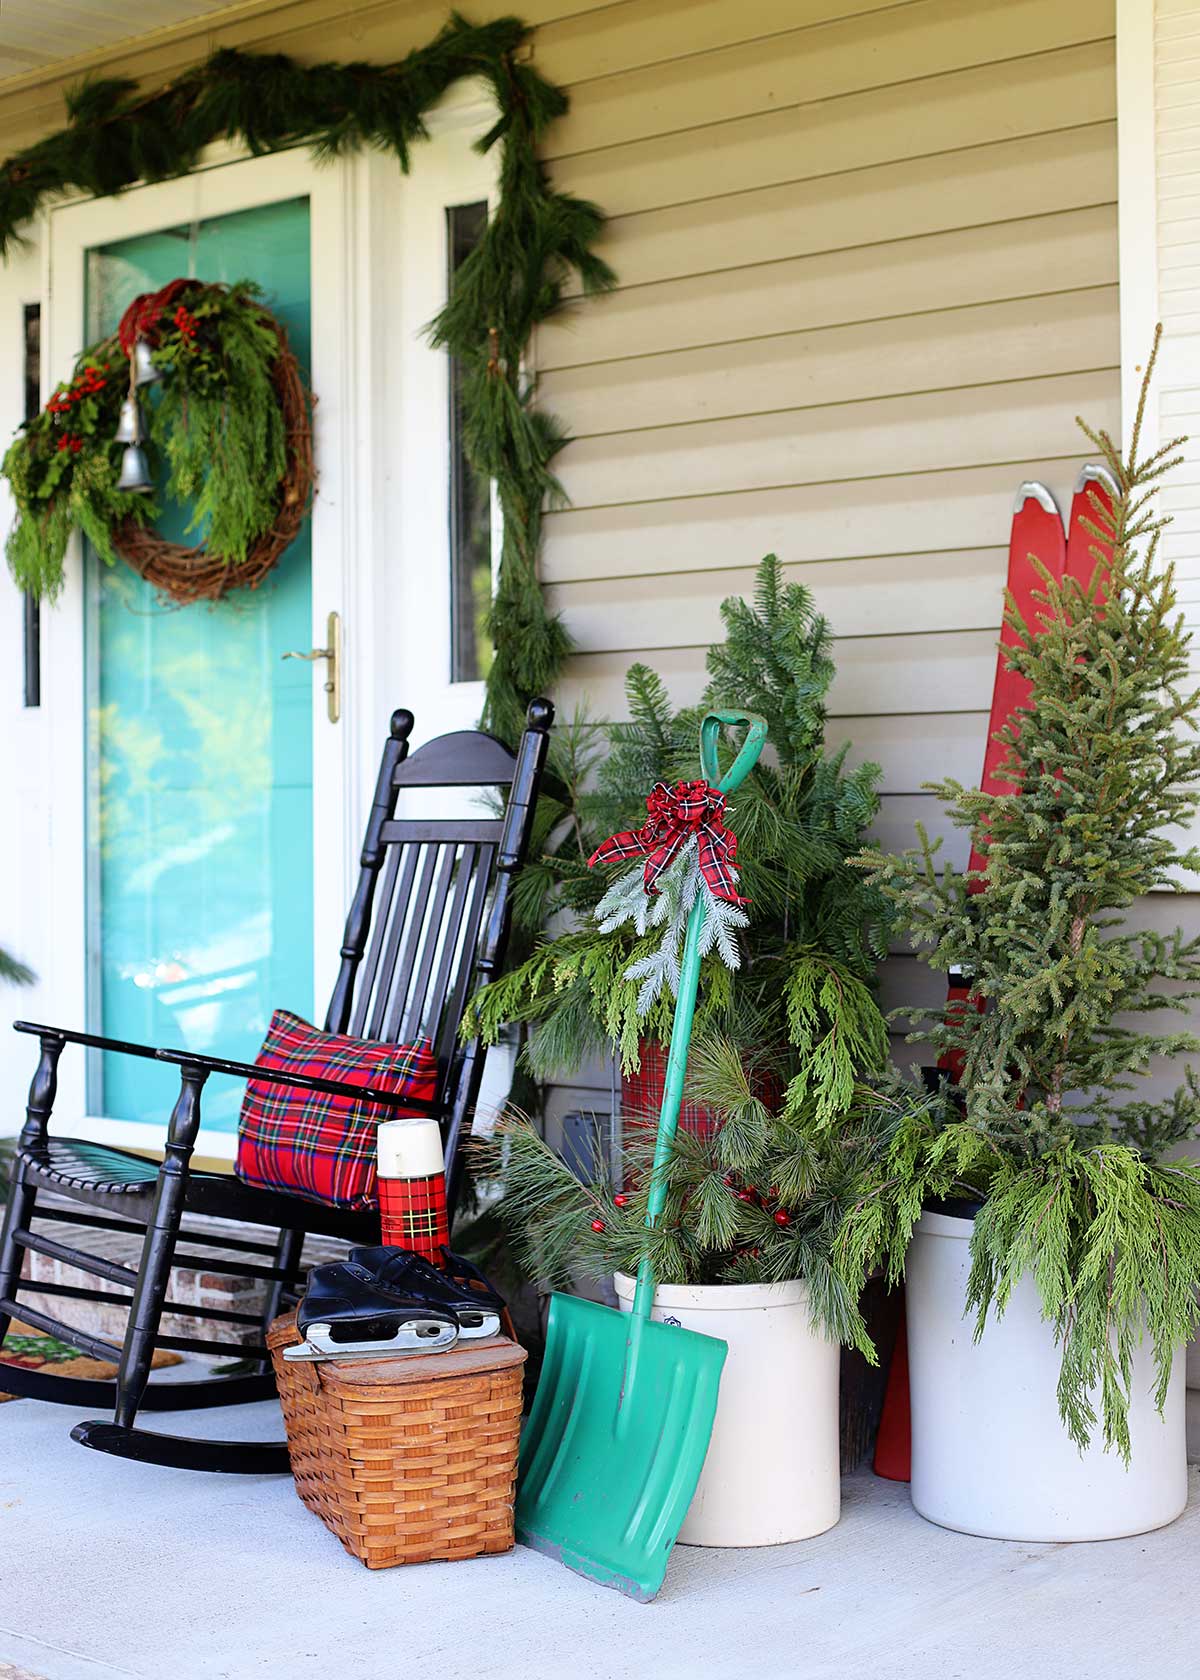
[85,197,313,1132]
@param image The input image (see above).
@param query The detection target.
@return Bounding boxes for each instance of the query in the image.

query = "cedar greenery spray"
[840,332,1200,1457]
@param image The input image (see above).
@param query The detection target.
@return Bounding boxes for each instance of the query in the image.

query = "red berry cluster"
[593,1189,634,1234]
[46,363,110,417]
[173,305,198,345]
[722,1173,791,1227]
[56,435,84,455]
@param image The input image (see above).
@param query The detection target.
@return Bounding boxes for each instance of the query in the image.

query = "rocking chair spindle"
[0,700,552,1472]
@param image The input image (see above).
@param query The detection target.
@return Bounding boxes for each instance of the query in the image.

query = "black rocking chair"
[0,700,552,1472]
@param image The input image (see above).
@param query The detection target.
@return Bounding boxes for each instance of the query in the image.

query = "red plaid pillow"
[235,1009,439,1210]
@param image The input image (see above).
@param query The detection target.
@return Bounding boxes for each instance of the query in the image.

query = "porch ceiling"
[0,0,247,86]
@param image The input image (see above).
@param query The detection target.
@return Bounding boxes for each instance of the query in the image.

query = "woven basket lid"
[268,1313,525,1388]
[320,1336,526,1390]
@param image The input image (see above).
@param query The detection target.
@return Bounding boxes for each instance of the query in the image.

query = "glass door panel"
[85,197,313,1130]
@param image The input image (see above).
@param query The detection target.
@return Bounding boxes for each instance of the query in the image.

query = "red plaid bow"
[589,779,748,905]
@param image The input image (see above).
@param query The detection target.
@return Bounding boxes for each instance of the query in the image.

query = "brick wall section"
[17,1196,348,1347]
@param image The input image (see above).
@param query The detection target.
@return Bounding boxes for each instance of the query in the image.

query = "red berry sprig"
[46,362,110,421]
[591,1218,606,1233]
[613,1192,629,1208]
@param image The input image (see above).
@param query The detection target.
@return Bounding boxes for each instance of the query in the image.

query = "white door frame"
[35,88,498,1159]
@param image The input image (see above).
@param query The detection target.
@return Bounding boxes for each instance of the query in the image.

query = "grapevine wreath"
[3,277,313,605]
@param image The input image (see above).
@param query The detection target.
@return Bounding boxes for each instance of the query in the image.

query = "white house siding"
[1150,0,1200,740]
[1105,0,1200,1116]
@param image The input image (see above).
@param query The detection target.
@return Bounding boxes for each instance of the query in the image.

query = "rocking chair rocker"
[0,700,552,1472]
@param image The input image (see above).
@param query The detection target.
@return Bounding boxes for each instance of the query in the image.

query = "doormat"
[0,1321,181,1400]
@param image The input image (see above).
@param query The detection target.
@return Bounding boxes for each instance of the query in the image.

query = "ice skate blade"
[455,1310,502,1339]
[282,1342,452,1363]
[285,1317,459,1360]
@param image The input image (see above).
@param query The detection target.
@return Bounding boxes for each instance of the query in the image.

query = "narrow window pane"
[23,302,40,708]
[447,200,493,685]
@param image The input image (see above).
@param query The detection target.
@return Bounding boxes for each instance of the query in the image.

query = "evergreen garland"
[839,336,1200,1454]
[0,14,615,737]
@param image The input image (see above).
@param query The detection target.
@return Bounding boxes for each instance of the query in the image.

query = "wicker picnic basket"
[268,1312,526,1569]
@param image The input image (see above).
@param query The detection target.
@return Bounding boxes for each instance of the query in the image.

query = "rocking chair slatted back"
[326,702,551,1181]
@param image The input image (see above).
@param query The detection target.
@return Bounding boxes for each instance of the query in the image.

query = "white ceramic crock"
[614,1272,840,1546]
[906,1210,1187,1541]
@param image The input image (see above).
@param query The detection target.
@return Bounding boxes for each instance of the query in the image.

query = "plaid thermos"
[376,1115,449,1264]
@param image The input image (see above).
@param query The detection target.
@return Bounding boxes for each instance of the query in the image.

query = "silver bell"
[131,339,162,386]
[116,444,154,493]
[114,397,142,444]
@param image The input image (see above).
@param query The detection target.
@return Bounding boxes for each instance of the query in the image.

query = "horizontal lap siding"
[0,0,1138,1116]
[1158,0,1200,341]
[531,0,1121,1104]
[0,0,1122,840]
[521,0,1118,940]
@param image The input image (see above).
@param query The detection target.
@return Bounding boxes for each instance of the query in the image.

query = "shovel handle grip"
[631,710,768,1323]
[701,709,768,794]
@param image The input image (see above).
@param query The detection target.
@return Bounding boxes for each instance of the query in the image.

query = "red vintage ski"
[940,483,1067,1079]
[873,482,1067,1485]
[1065,463,1118,599]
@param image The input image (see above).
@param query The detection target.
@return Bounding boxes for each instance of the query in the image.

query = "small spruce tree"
[841,333,1200,1455]
[862,332,1200,1150]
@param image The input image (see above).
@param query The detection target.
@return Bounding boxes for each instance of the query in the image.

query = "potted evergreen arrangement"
[475,567,895,1547]
[490,1024,878,1547]
[840,343,1200,1541]
[465,555,891,1123]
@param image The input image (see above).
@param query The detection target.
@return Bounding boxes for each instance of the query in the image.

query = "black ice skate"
[286,1258,460,1362]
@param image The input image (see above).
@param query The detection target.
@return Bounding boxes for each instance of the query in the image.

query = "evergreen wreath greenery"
[465,554,892,1125]
[0,14,615,736]
[839,334,1200,1455]
[3,279,308,603]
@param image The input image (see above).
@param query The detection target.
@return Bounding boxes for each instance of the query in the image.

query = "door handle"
[282,610,341,723]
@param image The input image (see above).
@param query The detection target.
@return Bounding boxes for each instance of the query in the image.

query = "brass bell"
[114,397,142,444]
[131,339,162,386]
[116,444,154,493]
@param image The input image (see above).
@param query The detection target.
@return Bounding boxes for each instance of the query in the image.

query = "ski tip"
[1012,481,1060,516]
[1074,462,1119,500]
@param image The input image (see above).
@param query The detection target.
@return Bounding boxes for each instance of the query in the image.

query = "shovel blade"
[516,1293,726,1602]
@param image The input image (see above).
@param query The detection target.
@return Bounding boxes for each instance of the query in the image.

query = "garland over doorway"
[0,13,615,740]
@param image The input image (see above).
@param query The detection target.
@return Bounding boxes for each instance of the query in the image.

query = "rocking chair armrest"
[13,1020,163,1062]
[151,1045,440,1112]
[13,1020,438,1113]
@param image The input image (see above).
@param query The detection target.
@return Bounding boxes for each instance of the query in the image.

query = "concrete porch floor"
[1,1388,1198,1680]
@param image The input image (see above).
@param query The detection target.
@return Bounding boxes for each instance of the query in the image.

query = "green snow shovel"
[515,707,768,1601]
